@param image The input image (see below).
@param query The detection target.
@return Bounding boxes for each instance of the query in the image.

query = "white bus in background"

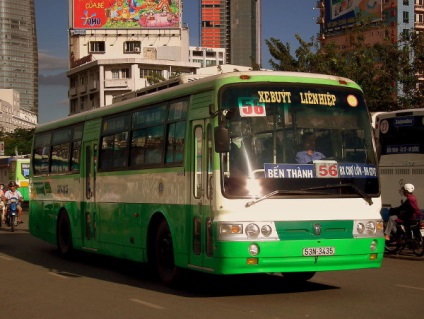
[374,109,424,217]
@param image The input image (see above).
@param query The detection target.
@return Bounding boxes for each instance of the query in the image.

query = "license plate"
[303,247,335,256]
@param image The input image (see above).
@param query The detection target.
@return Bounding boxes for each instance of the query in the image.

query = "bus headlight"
[366,221,376,235]
[354,220,384,237]
[357,222,365,234]
[261,225,272,237]
[245,223,260,239]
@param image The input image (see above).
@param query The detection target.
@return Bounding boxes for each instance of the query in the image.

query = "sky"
[35,0,317,124]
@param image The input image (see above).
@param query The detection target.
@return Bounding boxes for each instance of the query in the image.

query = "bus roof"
[375,108,424,119]
[36,71,362,133]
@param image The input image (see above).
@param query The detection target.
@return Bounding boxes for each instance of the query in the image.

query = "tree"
[265,23,423,112]
[0,128,34,156]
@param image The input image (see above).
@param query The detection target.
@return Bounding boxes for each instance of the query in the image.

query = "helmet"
[403,183,414,193]
[8,181,17,188]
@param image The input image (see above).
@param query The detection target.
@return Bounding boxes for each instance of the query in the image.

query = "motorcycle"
[4,197,20,232]
[384,219,424,257]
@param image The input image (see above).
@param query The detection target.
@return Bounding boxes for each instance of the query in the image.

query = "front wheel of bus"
[155,220,182,286]
[57,212,73,258]
[282,272,316,282]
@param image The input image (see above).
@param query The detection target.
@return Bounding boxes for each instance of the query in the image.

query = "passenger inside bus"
[295,132,326,164]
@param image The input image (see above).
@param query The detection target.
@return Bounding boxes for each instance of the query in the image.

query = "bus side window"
[100,136,114,170]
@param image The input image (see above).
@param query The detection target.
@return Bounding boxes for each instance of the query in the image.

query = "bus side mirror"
[214,125,230,153]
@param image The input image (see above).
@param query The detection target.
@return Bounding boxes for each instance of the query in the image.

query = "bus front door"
[190,120,214,270]
[82,140,98,250]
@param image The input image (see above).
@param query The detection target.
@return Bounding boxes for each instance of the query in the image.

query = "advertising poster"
[72,0,182,29]
[325,0,382,32]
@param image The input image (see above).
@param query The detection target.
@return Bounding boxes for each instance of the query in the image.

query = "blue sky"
[35,0,317,124]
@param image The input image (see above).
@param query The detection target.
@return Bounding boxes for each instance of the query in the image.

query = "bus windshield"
[219,83,378,198]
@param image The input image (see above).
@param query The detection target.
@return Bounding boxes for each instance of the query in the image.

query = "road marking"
[396,284,424,291]
[130,299,165,310]
[49,272,69,279]
[0,255,13,261]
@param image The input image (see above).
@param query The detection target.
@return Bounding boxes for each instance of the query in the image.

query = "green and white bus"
[29,71,384,285]
[0,157,30,202]
[9,157,30,202]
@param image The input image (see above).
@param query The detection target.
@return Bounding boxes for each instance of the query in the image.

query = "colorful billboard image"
[325,0,382,32]
[73,0,182,29]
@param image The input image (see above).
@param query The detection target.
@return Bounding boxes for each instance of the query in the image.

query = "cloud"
[39,72,68,86]
[38,52,68,72]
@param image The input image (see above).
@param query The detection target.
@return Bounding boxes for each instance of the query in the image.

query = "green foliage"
[146,73,166,85]
[0,128,34,156]
[265,23,424,112]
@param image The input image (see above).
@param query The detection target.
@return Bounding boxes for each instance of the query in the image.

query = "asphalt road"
[0,210,423,319]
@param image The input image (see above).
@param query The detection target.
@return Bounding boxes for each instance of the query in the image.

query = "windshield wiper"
[301,183,373,205]
[245,189,330,208]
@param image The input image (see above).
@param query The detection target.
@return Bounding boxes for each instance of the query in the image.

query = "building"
[318,0,415,47]
[189,46,226,67]
[201,0,261,67]
[67,0,200,115]
[0,89,38,133]
[0,0,38,115]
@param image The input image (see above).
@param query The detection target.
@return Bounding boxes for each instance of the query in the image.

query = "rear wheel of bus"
[155,219,183,286]
[57,211,73,258]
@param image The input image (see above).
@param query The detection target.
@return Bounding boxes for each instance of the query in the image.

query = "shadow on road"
[0,212,338,297]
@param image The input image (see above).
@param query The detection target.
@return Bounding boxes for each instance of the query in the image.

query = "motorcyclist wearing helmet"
[3,181,24,224]
[384,183,423,241]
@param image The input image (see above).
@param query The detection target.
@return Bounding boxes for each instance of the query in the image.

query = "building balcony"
[104,79,129,88]
[414,22,424,30]
[78,85,87,93]
[415,4,424,13]
[88,81,98,91]
[69,87,77,96]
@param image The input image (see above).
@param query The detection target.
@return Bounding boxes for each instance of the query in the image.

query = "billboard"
[72,0,182,29]
[325,0,382,32]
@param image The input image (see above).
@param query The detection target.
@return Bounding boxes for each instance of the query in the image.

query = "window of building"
[402,29,410,39]
[140,69,162,78]
[121,68,129,79]
[112,69,119,79]
[112,68,130,79]
[403,11,409,23]
[403,0,409,5]
[124,41,141,53]
[89,41,105,53]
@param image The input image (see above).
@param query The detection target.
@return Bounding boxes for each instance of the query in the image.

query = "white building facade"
[0,89,37,132]
[67,0,200,115]
[189,46,226,68]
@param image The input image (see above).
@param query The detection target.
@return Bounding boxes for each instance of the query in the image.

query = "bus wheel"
[282,272,316,282]
[57,212,73,258]
[155,220,182,286]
